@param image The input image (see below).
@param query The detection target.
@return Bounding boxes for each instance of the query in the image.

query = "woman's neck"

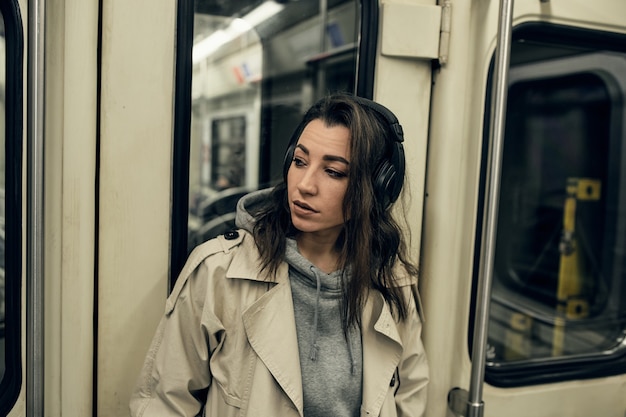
[296,233,340,274]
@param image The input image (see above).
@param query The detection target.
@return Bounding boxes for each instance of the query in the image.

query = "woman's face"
[287,119,351,242]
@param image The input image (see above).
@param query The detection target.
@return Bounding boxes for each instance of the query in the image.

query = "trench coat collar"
[228,232,405,416]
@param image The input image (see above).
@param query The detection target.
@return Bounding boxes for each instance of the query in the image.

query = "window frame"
[0,0,24,413]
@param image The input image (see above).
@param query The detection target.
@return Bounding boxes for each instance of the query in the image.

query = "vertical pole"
[467,0,514,415]
[26,0,46,415]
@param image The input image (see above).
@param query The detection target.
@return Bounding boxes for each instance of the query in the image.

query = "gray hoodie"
[236,189,363,417]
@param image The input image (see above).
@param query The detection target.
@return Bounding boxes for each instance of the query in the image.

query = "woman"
[130,93,429,417]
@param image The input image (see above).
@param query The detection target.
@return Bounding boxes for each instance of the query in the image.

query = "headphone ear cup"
[373,141,405,209]
[352,96,406,209]
[373,161,395,209]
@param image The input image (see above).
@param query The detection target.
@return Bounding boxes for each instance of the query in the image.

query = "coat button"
[224,230,239,240]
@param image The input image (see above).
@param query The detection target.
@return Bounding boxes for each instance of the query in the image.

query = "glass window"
[186,0,360,251]
[481,25,626,386]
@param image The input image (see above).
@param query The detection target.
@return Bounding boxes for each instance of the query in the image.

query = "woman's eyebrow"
[296,143,350,165]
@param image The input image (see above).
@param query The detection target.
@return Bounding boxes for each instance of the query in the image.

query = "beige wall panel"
[98,0,176,415]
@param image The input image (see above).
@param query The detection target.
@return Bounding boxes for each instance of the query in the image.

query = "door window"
[481,25,626,386]
[186,0,360,251]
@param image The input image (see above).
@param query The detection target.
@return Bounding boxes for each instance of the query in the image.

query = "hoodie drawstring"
[347,320,357,375]
[309,266,321,361]
[308,267,356,375]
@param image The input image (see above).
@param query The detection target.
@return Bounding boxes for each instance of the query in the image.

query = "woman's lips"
[293,200,319,214]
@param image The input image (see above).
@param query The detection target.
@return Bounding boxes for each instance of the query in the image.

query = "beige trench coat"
[130,230,428,417]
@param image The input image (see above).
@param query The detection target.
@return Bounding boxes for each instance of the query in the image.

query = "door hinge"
[438,0,452,65]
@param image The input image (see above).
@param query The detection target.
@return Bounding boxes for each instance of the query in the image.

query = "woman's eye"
[293,157,305,167]
[326,168,347,179]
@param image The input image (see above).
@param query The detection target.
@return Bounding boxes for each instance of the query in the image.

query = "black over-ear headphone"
[282,95,405,209]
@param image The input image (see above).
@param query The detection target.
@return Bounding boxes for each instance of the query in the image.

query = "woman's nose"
[297,169,317,195]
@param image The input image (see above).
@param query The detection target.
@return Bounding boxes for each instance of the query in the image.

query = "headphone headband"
[351,96,404,144]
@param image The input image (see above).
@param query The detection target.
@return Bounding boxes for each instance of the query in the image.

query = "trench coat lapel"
[361,291,404,416]
[237,260,304,416]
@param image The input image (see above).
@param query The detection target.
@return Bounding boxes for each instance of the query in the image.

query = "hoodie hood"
[235,188,274,233]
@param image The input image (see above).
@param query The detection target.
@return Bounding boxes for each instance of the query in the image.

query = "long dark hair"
[251,93,419,329]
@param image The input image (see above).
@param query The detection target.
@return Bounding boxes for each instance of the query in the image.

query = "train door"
[125,0,431,413]
[422,0,626,416]
[478,24,626,416]
[133,0,437,414]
